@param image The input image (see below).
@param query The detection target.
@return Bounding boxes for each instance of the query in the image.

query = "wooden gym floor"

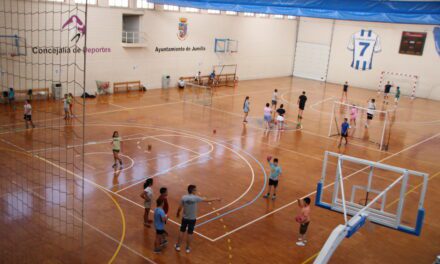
[0,77,439,263]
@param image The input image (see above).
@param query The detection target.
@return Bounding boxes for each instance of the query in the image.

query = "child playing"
[365,99,376,128]
[296,197,311,247]
[63,94,70,120]
[68,93,74,117]
[263,157,282,200]
[243,96,250,123]
[276,104,286,130]
[23,100,35,129]
[394,86,401,106]
[350,104,358,126]
[263,103,272,130]
[338,118,350,148]
[271,89,278,110]
[141,178,153,227]
[153,199,168,253]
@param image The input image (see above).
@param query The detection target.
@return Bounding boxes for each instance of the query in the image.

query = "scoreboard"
[399,31,427,56]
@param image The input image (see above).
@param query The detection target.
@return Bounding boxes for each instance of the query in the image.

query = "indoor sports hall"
[0,0,439,263]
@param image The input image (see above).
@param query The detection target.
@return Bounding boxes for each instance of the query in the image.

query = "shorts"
[271,100,277,106]
[367,113,373,120]
[269,178,279,187]
[264,115,271,122]
[244,108,249,113]
[343,87,348,92]
[24,115,32,121]
[276,115,284,122]
[384,89,390,94]
[156,229,165,235]
[299,221,310,235]
[144,201,151,209]
[180,218,196,234]
[113,149,120,153]
[341,132,348,138]
[299,105,305,111]
[64,107,69,112]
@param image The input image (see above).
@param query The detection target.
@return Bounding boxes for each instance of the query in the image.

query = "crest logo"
[177,18,188,41]
[62,15,86,44]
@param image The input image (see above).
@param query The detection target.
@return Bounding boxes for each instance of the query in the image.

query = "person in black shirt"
[383,81,392,103]
[276,104,286,130]
[341,81,348,102]
[297,91,307,128]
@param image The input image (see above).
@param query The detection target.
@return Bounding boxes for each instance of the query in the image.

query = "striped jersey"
[348,30,381,71]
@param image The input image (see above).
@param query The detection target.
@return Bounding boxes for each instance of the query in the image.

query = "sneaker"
[153,248,161,254]
[296,241,306,247]
[272,195,276,200]
[161,240,168,247]
[263,194,270,198]
[174,244,181,252]
[186,247,191,253]
[112,164,117,169]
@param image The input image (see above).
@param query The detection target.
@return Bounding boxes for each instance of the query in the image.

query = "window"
[272,14,283,19]
[225,11,237,15]
[163,4,179,11]
[243,12,254,17]
[184,7,199,13]
[75,0,97,3]
[287,15,296,20]
[207,9,221,14]
[136,0,154,9]
[256,13,268,18]
[75,0,97,4]
[109,0,128,7]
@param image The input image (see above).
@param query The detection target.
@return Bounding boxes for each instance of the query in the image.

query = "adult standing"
[341,81,348,102]
[175,185,221,253]
[297,91,308,128]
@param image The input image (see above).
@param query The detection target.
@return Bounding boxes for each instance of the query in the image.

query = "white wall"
[325,20,440,100]
[86,7,297,92]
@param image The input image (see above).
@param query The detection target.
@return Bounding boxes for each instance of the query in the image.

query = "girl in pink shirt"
[350,104,358,126]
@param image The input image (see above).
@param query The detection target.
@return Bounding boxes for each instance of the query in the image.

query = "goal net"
[377,71,419,99]
[328,101,393,150]
[183,82,213,106]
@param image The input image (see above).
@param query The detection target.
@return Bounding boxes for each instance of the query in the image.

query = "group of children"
[242,89,308,130]
[263,156,312,247]
[140,178,221,254]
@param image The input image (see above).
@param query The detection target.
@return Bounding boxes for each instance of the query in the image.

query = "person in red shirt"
[157,187,169,214]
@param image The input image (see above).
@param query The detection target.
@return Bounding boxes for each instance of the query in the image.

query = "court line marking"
[278,92,393,154]
[24,187,155,263]
[108,102,129,110]
[301,169,440,264]
[84,152,135,174]
[111,132,261,223]
[190,98,389,154]
[1,148,129,263]
[10,122,264,227]
[210,131,440,241]
[0,136,215,241]
[0,85,290,130]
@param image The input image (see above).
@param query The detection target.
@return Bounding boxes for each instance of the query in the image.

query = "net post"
[379,110,388,150]
[337,158,348,224]
[328,101,336,137]
[395,170,409,226]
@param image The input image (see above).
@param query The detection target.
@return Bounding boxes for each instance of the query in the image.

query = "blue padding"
[398,208,425,236]
[150,0,440,25]
[346,215,366,238]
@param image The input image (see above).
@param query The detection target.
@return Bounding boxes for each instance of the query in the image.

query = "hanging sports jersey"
[348,29,381,71]
[434,27,440,56]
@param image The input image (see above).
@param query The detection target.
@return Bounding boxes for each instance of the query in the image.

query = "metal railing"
[122,31,146,44]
